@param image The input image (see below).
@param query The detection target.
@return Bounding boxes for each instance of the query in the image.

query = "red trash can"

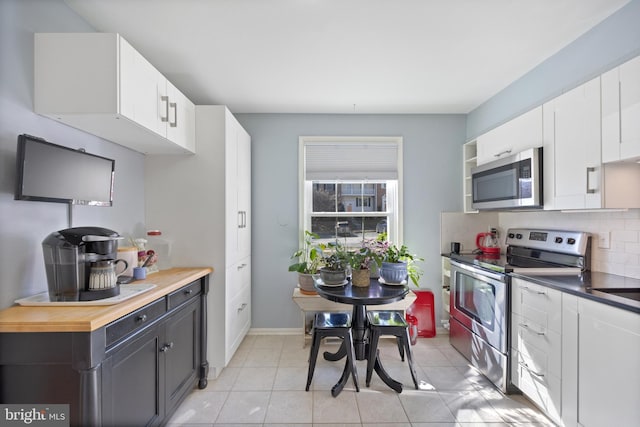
[406,290,436,338]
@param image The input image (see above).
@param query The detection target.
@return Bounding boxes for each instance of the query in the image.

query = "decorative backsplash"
[441,209,640,279]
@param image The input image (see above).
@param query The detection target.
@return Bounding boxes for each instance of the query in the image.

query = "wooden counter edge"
[0,267,213,333]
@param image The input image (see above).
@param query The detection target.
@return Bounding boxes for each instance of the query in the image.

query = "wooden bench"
[292,288,417,347]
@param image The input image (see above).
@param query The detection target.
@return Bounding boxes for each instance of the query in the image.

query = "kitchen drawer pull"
[519,323,545,336]
[521,286,546,295]
[184,289,193,295]
[136,314,148,322]
[521,362,544,378]
[160,95,169,122]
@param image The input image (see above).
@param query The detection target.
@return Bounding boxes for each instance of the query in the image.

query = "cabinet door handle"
[136,314,148,323]
[160,342,174,352]
[237,263,247,270]
[169,102,177,128]
[586,167,597,194]
[238,211,243,229]
[494,149,512,157]
[160,96,169,122]
[237,303,247,312]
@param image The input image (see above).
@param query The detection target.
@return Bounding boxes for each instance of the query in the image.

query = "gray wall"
[235,114,466,329]
[0,0,146,309]
[467,0,640,139]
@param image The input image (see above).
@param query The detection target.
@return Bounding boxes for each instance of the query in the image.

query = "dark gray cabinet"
[0,275,209,427]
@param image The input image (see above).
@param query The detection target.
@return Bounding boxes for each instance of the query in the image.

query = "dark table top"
[314,278,409,306]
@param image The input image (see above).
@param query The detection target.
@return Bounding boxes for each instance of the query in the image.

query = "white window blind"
[304,140,400,180]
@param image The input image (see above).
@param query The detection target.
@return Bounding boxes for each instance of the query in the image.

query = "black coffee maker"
[42,226,123,301]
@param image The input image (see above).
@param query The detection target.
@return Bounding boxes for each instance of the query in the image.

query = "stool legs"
[306,312,360,396]
[365,328,381,387]
[330,329,360,397]
[305,327,321,391]
[400,328,419,389]
[396,336,405,361]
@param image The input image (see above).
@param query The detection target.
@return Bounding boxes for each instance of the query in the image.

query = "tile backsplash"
[441,209,640,279]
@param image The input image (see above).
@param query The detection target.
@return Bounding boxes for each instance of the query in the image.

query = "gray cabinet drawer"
[168,280,201,310]
[106,299,167,347]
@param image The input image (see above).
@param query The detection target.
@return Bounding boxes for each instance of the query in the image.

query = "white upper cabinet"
[543,78,603,210]
[543,76,640,210]
[602,55,640,163]
[476,106,543,166]
[35,33,195,155]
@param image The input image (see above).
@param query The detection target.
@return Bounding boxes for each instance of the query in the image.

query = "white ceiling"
[64,0,629,114]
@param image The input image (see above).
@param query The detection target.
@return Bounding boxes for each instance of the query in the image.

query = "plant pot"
[298,272,316,295]
[319,267,347,285]
[379,261,408,284]
[369,261,380,278]
[352,268,370,287]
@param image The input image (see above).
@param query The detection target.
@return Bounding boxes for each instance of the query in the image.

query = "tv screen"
[15,134,115,206]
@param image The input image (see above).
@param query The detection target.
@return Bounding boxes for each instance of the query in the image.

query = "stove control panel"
[505,228,591,256]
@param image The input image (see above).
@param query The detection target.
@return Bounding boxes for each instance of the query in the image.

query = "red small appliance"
[476,231,500,255]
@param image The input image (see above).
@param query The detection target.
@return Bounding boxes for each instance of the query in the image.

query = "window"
[299,136,403,248]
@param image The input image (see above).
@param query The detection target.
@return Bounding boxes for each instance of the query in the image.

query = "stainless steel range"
[448,228,591,393]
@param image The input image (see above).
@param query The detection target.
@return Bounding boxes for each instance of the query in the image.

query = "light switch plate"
[598,231,611,249]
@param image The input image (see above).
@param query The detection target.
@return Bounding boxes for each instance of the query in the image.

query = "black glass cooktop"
[450,253,511,273]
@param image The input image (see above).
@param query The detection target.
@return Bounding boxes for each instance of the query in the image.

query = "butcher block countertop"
[0,267,212,333]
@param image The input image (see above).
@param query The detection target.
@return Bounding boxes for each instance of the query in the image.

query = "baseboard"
[248,328,302,335]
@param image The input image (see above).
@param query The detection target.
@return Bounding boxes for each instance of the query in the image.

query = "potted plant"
[363,234,390,278]
[288,230,322,294]
[318,240,349,285]
[347,247,373,287]
[379,242,423,287]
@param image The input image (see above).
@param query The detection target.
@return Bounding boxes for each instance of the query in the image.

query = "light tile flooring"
[168,334,554,426]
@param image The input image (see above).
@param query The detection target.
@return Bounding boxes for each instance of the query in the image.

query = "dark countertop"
[443,252,640,314]
[511,271,640,314]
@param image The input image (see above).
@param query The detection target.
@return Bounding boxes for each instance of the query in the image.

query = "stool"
[365,310,419,389]
[306,312,359,397]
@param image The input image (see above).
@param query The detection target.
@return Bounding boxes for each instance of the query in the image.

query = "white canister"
[117,246,137,277]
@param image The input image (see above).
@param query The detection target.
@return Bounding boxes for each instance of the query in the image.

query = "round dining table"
[314,277,410,393]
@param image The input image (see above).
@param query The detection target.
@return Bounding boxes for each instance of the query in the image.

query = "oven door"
[450,260,508,354]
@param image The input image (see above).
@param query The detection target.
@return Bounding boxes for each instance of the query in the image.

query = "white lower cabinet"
[512,278,640,426]
[511,278,563,424]
[577,298,640,427]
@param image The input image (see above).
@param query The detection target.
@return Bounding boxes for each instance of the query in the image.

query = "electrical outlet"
[598,231,611,249]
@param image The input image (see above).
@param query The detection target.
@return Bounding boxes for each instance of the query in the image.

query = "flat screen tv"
[14,134,115,206]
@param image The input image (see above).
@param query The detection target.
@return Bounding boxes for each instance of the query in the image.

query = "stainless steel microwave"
[471,147,543,210]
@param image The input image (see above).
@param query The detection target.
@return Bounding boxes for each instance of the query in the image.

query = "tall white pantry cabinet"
[145,105,251,379]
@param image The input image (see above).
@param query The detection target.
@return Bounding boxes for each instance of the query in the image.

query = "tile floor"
[168,333,554,426]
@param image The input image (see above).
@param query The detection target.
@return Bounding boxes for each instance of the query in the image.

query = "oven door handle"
[450,259,506,283]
